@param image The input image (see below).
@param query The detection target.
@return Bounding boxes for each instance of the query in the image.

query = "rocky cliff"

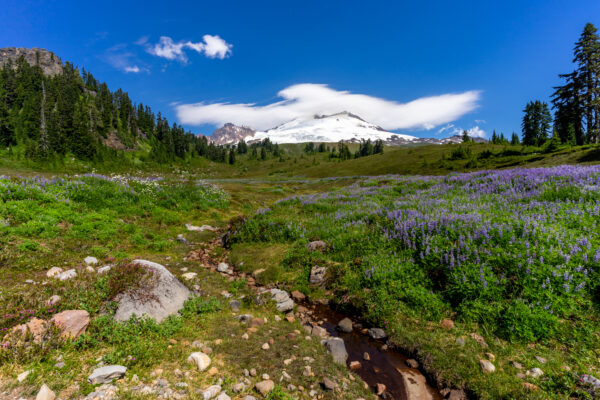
[0,47,63,76]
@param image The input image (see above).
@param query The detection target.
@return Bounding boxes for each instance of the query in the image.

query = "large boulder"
[114,260,191,323]
[270,289,294,313]
[325,338,348,365]
[50,310,90,338]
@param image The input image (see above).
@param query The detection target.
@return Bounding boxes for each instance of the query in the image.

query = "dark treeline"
[523,23,600,147]
[303,139,383,160]
[0,55,230,163]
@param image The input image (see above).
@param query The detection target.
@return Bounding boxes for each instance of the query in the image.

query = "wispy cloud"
[103,44,148,73]
[175,83,481,132]
[145,35,232,62]
[436,123,486,138]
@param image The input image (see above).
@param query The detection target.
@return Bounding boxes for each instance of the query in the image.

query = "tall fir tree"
[522,100,552,146]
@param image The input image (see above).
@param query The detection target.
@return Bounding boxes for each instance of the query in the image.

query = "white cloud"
[467,126,486,138]
[146,35,232,62]
[437,124,455,134]
[175,83,481,131]
[124,66,141,73]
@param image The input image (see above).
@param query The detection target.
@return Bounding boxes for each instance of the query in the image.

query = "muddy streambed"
[306,304,443,400]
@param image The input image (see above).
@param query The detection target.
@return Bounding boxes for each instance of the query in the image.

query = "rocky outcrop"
[211,123,256,145]
[114,260,191,323]
[0,47,63,76]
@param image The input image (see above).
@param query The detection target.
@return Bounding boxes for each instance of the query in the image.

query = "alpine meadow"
[1,3,600,400]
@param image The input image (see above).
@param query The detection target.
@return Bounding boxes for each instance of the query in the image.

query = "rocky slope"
[211,123,257,145]
[0,47,63,76]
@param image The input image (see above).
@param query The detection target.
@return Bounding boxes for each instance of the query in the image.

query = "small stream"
[306,304,443,400]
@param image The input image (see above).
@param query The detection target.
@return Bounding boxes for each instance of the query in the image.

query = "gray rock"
[215,393,231,400]
[217,263,229,273]
[455,337,466,346]
[325,338,348,365]
[56,269,77,281]
[243,396,257,400]
[479,360,495,374]
[535,356,547,364]
[88,365,127,384]
[114,260,191,323]
[322,377,336,390]
[97,266,111,274]
[311,325,328,338]
[237,314,253,323]
[309,266,327,284]
[176,234,189,245]
[233,383,246,393]
[527,367,543,378]
[307,240,327,252]
[255,380,274,396]
[367,327,387,340]
[202,385,221,399]
[17,370,32,383]
[337,317,353,333]
[229,300,241,312]
[270,289,294,313]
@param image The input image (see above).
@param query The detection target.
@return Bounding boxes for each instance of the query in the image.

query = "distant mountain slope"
[209,111,486,145]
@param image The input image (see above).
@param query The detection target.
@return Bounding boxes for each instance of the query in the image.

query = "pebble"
[405,359,419,368]
[337,317,353,333]
[527,367,544,378]
[202,385,221,399]
[363,352,371,361]
[17,370,32,383]
[376,383,386,396]
[367,328,387,340]
[187,352,211,371]
[322,377,336,390]
[36,384,55,400]
[88,365,127,384]
[535,356,547,364]
[261,342,270,350]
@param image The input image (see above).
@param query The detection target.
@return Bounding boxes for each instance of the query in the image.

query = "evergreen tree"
[228,148,236,164]
[463,130,471,143]
[573,23,600,142]
[260,146,267,160]
[373,139,384,154]
[510,132,520,145]
[522,100,552,146]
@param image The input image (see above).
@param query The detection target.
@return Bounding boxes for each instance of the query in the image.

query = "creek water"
[308,304,443,400]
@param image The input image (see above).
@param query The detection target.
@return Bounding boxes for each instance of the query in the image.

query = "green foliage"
[179,296,222,318]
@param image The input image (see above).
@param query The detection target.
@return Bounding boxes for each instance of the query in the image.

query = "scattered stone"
[441,319,455,330]
[479,359,495,374]
[270,289,294,313]
[84,256,99,265]
[561,365,571,371]
[85,383,118,400]
[367,328,386,340]
[45,295,61,307]
[88,365,127,384]
[54,361,65,369]
[229,300,241,312]
[581,374,600,389]
[17,370,32,383]
[309,265,327,284]
[250,318,264,327]
[250,368,257,377]
[325,338,348,365]
[485,352,496,362]
[217,263,230,273]
[307,240,327,252]
[46,267,63,278]
[86,266,95,273]
[337,318,353,333]
[187,352,211,371]
[233,383,246,393]
[176,234,189,245]
[243,397,257,400]
[455,337,466,347]
[521,382,539,391]
[510,361,523,370]
[202,385,221,399]
[349,361,361,370]
[50,310,90,338]
[181,272,197,281]
[255,380,274,396]
[242,333,249,340]
[469,333,488,348]
[56,269,77,281]
[36,384,55,400]
[262,373,270,380]
[405,359,419,369]
[527,368,544,378]
[237,314,253,323]
[261,342,270,350]
[322,377,336,390]
[363,352,371,361]
[215,393,231,400]
[311,325,328,338]
[97,266,111,274]
[535,356,547,364]
[114,259,191,323]
[185,223,216,232]
[291,290,306,301]
[9,317,47,343]
[376,383,386,396]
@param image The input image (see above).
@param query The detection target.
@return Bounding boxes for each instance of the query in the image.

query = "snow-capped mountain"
[209,112,486,145]
[251,112,417,144]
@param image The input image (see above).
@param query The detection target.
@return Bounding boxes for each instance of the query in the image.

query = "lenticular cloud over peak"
[175,84,481,131]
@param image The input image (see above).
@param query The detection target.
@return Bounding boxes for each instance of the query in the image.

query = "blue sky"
[1,0,598,138]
